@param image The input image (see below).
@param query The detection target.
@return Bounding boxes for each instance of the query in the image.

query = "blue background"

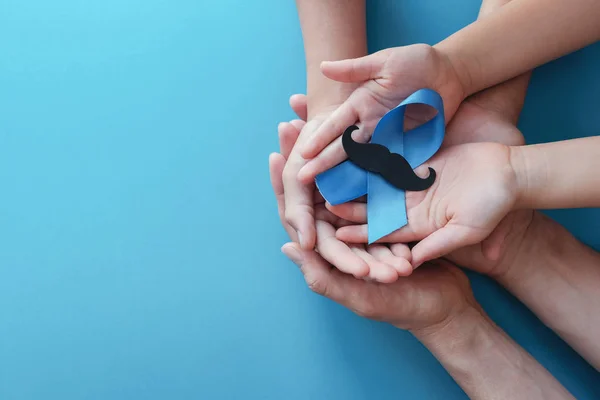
[1,0,599,398]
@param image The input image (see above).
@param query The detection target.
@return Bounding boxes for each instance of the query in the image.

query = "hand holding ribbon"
[330,139,520,269]
[316,89,446,243]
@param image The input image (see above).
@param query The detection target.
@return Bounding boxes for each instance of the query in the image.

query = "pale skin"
[331,135,600,268]
[274,0,600,395]
[296,0,600,189]
[286,0,600,259]
[282,0,368,254]
[272,122,574,399]
[285,0,536,281]
[278,67,600,381]
[284,0,419,282]
[271,82,575,397]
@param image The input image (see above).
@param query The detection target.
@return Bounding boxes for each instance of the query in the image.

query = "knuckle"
[354,303,381,320]
[284,208,296,225]
[281,164,294,180]
[306,275,328,297]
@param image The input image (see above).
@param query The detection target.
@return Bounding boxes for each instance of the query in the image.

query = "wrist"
[508,144,533,210]
[306,80,357,120]
[414,297,574,399]
[434,42,475,101]
[496,211,574,288]
[480,208,575,287]
[410,304,485,347]
[412,305,502,377]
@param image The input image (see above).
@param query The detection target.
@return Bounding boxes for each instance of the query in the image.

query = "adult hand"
[282,240,478,333]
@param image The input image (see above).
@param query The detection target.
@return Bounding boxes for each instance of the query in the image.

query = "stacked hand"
[271,100,479,331]
[296,44,466,184]
[282,45,466,263]
[273,98,413,283]
[271,44,535,328]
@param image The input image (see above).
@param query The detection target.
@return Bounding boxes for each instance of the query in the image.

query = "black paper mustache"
[342,125,436,191]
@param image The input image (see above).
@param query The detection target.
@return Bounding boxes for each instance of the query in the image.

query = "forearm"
[295,0,367,117]
[436,0,600,97]
[413,307,573,399]
[510,136,600,209]
[498,213,600,370]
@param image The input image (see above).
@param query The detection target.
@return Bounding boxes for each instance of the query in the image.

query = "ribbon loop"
[315,88,445,243]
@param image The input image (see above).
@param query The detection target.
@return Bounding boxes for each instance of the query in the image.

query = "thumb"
[321,51,387,83]
[289,94,308,122]
[411,224,477,270]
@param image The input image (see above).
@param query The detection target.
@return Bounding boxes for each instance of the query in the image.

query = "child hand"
[296,44,466,183]
[330,141,519,269]
[274,95,413,282]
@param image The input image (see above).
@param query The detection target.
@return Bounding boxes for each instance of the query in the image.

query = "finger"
[298,136,347,183]
[366,244,412,278]
[278,121,302,159]
[278,123,314,247]
[390,243,413,263]
[350,245,398,283]
[411,224,473,270]
[290,119,306,131]
[283,242,373,314]
[325,202,367,224]
[289,94,308,121]
[269,153,298,241]
[300,102,359,159]
[320,52,387,83]
[314,203,356,229]
[281,242,345,300]
[445,243,487,271]
[336,223,421,244]
[315,220,369,278]
[283,151,317,250]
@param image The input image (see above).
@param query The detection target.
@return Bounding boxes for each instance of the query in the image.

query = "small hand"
[333,140,519,269]
[272,100,412,282]
[296,44,466,184]
[333,71,534,271]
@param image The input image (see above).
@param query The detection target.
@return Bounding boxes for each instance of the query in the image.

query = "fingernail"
[282,244,303,266]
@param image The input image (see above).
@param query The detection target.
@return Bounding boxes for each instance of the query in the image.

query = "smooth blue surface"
[316,89,445,243]
[0,1,599,399]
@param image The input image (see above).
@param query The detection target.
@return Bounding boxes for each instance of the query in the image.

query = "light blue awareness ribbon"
[315,88,445,244]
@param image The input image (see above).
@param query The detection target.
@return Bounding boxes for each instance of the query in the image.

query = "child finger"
[350,245,398,283]
[410,224,472,270]
[366,244,412,277]
[290,119,306,131]
[289,94,308,121]
[315,220,369,278]
[301,102,358,159]
[269,153,298,241]
[298,136,347,183]
[389,243,412,263]
[278,121,302,159]
[325,202,367,223]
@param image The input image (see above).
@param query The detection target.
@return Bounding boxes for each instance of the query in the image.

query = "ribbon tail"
[367,172,407,244]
